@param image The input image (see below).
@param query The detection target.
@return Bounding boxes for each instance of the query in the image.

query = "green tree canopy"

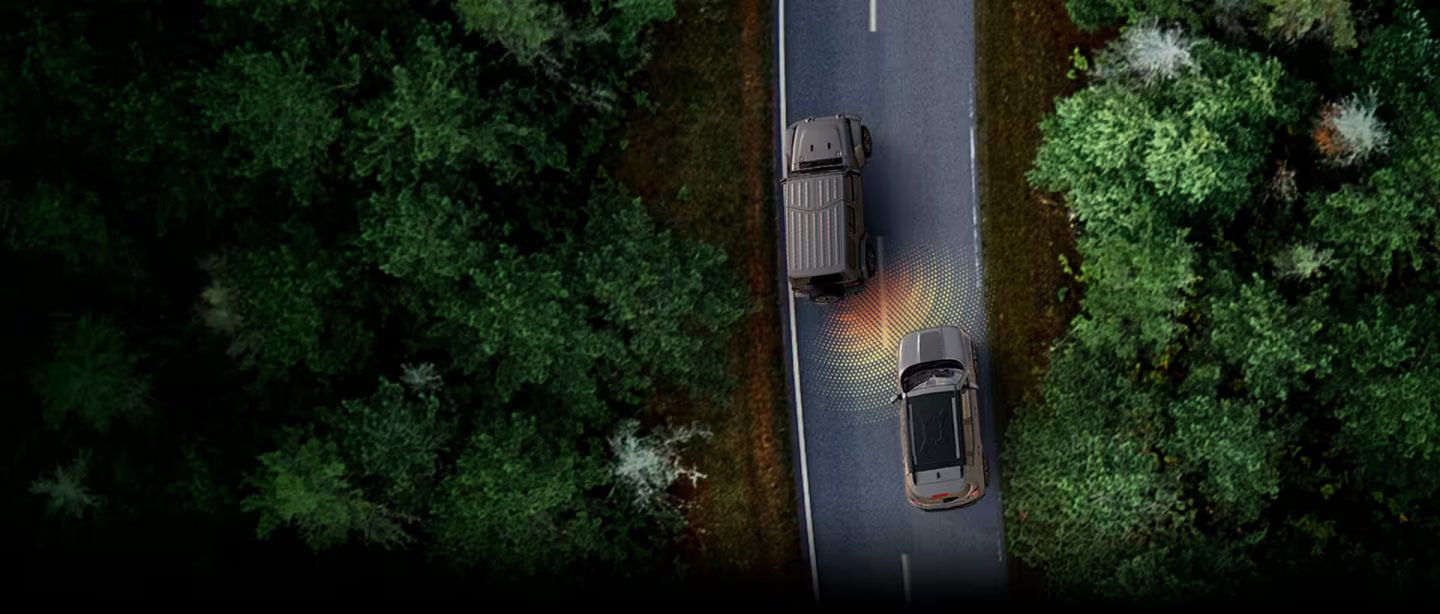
[1328,297,1440,504]
[1,0,743,589]
[31,316,150,433]
[1031,40,1299,232]
[244,433,411,551]
[199,231,374,378]
[1011,3,1440,601]
[324,379,451,514]
[429,413,615,575]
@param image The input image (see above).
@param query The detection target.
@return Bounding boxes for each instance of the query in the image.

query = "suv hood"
[899,326,967,373]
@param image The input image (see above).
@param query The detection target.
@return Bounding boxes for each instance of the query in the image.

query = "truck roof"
[783,171,850,278]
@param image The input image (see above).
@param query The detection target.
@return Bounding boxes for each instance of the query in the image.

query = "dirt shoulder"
[975,0,1109,599]
[615,0,804,599]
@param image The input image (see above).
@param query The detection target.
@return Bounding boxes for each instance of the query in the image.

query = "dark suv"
[894,326,987,510]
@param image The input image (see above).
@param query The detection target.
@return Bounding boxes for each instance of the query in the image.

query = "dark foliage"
[1,0,747,596]
[1010,0,1440,603]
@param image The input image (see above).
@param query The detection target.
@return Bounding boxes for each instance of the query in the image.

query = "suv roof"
[907,390,964,473]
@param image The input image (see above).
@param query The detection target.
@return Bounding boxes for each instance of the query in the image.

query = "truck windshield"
[797,157,842,170]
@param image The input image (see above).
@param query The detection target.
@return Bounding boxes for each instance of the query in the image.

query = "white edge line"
[869,0,877,32]
[780,0,788,144]
[969,104,980,290]
[901,553,913,606]
[788,262,820,603]
[777,0,821,603]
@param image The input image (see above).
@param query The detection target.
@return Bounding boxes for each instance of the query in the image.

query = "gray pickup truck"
[782,114,875,304]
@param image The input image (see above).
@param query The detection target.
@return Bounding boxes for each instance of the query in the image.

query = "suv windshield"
[901,359,965,392]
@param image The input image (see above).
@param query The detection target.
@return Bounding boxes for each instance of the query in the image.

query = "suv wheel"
[811,291,841,305]
[862,125,873,158]
[865,238,878,278]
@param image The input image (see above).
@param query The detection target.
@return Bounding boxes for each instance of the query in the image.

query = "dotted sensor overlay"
[800,242,987,426]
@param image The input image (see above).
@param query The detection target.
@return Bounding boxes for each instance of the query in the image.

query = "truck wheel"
[865,239,878,277]
[862,126,873,158]
[811,291,841,305]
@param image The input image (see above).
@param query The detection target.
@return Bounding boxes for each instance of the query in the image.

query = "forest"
[1,0,754,596]
[1004,0,1440,603]
[16,0,1440,605]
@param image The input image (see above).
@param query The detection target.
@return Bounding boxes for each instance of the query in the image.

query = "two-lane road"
[775,0,1006,606]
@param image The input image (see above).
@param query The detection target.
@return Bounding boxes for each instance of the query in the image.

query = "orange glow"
[807,242,984,426]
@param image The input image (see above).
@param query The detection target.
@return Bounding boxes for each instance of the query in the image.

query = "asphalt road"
[775,0,1007,606]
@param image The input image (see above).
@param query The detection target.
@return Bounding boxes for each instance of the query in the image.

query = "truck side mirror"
[888,393,900,405]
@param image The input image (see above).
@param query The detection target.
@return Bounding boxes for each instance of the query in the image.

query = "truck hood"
[793,121,847,169]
